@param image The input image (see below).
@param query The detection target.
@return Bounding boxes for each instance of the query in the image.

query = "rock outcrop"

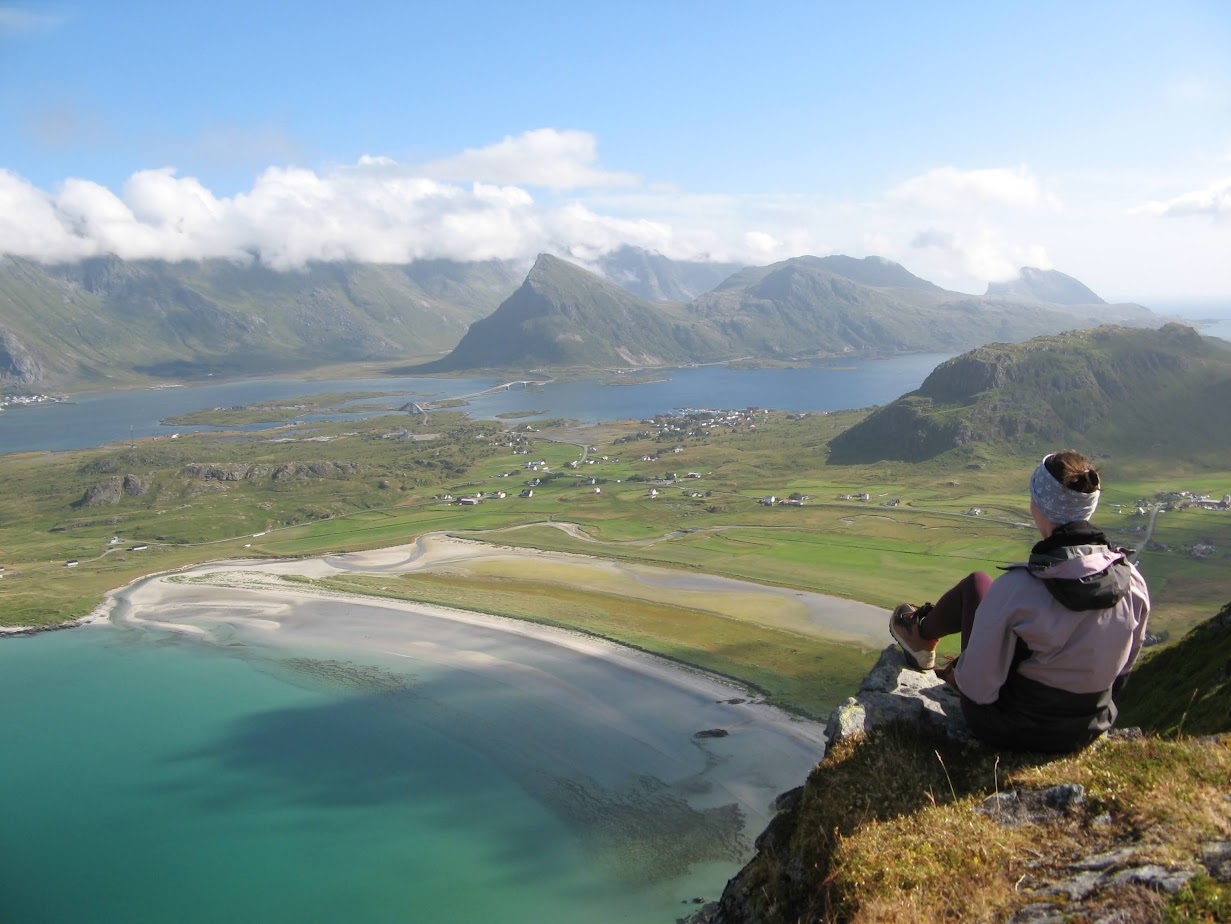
[696,642,1231,924]
[75,477,123,508]
[0,330,45,383]
[122,474,148,496]
[824,645,968,747]
[182,461,359,482]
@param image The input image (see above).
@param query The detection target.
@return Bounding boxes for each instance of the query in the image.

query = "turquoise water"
[1,626,723,923]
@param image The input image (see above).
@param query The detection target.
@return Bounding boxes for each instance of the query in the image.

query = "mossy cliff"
[697,603,1231,923]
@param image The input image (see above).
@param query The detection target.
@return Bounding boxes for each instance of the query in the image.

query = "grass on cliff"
[733,601,1231,924]
[740,723,1230,924]
[1117,602,1231,738]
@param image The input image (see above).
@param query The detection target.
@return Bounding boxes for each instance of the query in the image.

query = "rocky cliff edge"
[693,645,1231,924]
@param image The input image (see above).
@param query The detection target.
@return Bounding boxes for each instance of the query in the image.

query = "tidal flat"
[0,536,844,922]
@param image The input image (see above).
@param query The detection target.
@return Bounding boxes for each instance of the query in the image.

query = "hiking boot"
[890,602,937,671]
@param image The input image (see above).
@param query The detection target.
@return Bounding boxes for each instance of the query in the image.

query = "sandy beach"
[93,532,870,863]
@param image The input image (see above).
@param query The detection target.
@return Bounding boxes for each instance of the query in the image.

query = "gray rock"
[1043,783,1085,811]
[976,784,1086,828]
[1006,902,1066,924]
[1200,839,1231,881]
[77,476,123,507]
[1043,870,1102,900]
[977,791,1018,814]
[824,645,971,747]
[0,330,45,383]
[122,474,148,496]
[1069,847,1138,872]
[184,463,250,481]
[1091,912,1136,924]
[1108,864,1196,894]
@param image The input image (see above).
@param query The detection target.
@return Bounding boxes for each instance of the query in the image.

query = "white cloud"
[909,224,1051,284]
[887,165,1060,212]
[743,231,781,260]
[1,138,1228,300]
[1138,177,1231,218]
[417,129,638,190]
[0,168,94,260]
[0,154,656,270]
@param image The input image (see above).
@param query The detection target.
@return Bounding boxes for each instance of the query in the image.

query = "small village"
[0,393,66,411]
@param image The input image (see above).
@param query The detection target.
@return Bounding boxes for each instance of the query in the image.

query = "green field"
[2,403,1228,713]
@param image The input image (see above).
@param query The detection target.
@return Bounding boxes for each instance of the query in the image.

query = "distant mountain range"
[423,254,1158,373]
[0,248,1160,387]
[0,255,524,386]
[827,323,1231,465]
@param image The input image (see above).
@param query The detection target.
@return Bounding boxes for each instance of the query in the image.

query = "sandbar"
[95,533,858,870]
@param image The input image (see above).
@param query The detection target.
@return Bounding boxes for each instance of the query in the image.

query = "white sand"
[92,532,860,834]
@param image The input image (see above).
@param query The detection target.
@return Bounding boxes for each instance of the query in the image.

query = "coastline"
[90,532,868,746]
[2,535,840,922]
[85,539,834,862]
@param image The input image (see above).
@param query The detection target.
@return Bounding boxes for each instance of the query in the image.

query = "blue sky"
[1,1,1228,301]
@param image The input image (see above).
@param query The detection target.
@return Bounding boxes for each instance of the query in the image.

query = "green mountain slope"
[0,250,1166,385]
[416,253,731,371]
[0,255,522,386]
[426,254,1163,373]
[1117,601,1231,736]
[827,324,1231,464]
[689,256,1152,356]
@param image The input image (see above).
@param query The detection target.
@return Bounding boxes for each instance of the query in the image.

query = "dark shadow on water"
[163,655,749,885]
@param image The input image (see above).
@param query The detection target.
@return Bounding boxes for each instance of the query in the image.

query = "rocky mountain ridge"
[428,254,1159,373]
[1,248,1160,388]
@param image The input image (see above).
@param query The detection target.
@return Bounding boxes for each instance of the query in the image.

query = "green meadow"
[2,403,1227,713]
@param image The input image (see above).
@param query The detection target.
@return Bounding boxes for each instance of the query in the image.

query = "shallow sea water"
[0,625,748,920]
[1,618,814,923]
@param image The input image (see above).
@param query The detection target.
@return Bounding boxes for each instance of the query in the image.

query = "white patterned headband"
[1029,454,1099,525]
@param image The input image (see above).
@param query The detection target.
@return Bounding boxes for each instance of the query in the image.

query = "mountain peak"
[808,255,945,292]
[986,267,1105,305]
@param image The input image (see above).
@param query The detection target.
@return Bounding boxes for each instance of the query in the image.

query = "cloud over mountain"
[0,156,659,270]
[0,128,1226,300]
[417,129,638,190]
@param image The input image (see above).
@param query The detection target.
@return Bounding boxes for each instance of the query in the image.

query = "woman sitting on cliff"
[891,450,1150,752]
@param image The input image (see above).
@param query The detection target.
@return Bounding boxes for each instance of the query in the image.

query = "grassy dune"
[313,570,869,717]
